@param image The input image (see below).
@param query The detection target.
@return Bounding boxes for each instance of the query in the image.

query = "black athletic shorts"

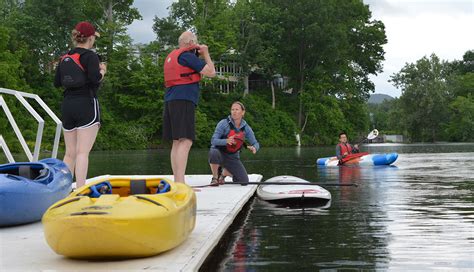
[163,100,196,141]
[61,96,100,131]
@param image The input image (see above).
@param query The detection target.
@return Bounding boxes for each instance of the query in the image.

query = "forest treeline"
[370,52,473,142]
[0,0,471,155]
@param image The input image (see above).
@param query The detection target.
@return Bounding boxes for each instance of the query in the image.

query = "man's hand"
[343,152,348,156]
[354,144,359,149]
[198,44,216,77]
[247,145,257,154]
[198,45,209,56]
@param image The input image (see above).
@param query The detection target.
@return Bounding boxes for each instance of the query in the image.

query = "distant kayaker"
[208,102,260,185]
[54,21,106,188]
[162,31,216,183]
[336,132,359,160]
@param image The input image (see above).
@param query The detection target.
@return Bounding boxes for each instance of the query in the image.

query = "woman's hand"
[99,62,107,77]
[247,145,257,154]
[226,135,235,145]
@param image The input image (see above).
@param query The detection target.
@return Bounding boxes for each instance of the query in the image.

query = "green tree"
[236,0,284,106]
[3,0,396,151]
[153,16,185,48]
[391,54,450,142]
[83,0,142,59]
[447,50,474,98]
[153,0,235,57]
[5,0,87,88]
[95,38,166,149]
[300,89,346,144]
[0,26,27,90]
[271,0,386,129]
[0,25,40,154]
[367,98,407,135]
[445,50,474,141]
[445,95,474,142]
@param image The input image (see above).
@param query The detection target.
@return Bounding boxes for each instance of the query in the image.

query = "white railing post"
[33,96,62,158]
[13,93,44,161]
[0,135,15,163]
[0,95,33,161]
[0,88,62,162]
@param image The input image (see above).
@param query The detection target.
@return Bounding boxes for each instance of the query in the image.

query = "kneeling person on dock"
[336,132,359,160]
[208,102,260,185]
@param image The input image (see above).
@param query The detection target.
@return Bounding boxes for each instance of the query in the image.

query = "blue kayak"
[0,158,72,226]
[316,153,398,167]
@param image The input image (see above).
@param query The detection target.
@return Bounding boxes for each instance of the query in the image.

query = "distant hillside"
[369,94,394,104]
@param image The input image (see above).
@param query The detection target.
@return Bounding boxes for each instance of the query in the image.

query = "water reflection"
[222,202,262,272]
[231,227,261,272]
[317,164,400,183]
[219,194,391,271]
[217,166,397,270]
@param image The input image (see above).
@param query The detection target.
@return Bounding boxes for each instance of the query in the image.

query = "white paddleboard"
[257,176,331,205]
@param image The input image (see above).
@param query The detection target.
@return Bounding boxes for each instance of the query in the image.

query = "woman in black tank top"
[54,21,106,188]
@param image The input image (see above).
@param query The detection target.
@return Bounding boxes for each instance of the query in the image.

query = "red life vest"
[338,143,353,156]
[221,119,246,154]
[163,46,202,88]
[226,129,245,153]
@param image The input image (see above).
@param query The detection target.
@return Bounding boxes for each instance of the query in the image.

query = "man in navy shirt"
[163,31,216,183]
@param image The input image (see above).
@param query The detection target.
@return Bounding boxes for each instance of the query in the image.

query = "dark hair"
[232,101,245,111]
[339,132,347,138]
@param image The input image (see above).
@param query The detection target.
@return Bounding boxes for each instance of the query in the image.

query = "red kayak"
[339,152,370,165]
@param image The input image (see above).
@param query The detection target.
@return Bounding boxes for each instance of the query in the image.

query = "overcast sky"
[127,0,473,97]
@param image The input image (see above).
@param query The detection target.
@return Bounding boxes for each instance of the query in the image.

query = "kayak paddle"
[357,129,379,145]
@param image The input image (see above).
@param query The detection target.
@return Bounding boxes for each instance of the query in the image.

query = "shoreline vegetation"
[0,1,472,154]
[1,142,473,164]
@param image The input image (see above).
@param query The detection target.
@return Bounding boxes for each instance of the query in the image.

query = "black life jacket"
[220,118,246,154]
[59,51,87,88]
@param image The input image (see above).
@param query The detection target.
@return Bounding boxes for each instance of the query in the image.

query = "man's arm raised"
[198,45,216,78]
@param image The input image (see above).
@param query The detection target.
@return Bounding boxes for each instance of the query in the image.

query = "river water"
[207,144,474,271]
[3,143,472,270]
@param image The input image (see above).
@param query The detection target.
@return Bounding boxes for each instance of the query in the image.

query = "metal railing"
[0,135,14,163]
[0,87,62,163]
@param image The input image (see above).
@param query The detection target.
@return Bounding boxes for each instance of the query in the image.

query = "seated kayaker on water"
[336,132,359,160]
[208,101,260,185]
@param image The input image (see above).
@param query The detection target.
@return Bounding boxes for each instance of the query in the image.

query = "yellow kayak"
[42,176,196,259]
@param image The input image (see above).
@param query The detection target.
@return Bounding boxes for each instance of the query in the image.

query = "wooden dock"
[0,174,262,271]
